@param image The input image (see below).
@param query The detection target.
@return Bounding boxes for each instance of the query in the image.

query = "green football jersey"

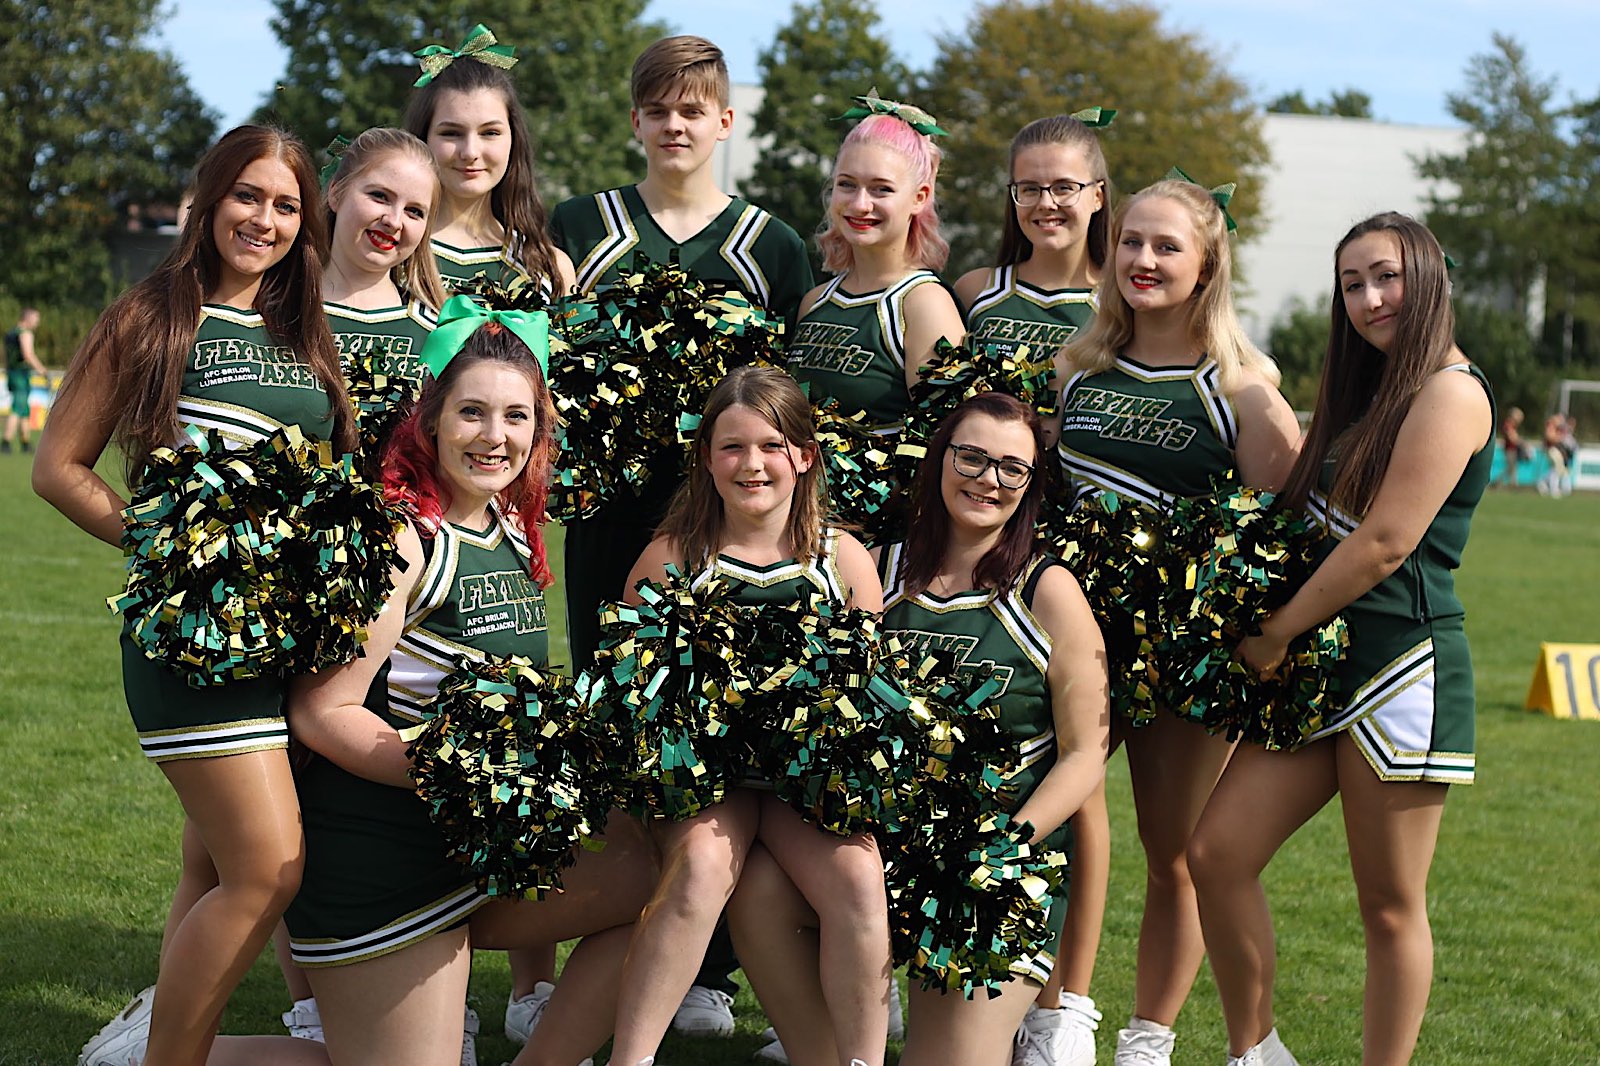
[178,304,334,445]
[964,266,1095,359]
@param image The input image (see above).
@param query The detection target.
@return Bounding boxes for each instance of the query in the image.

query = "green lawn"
[3,459,1598,1065]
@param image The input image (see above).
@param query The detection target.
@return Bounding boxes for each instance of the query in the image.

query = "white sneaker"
[282,997,325,1042]
[1013,993,1100,1066]
[78,986,154,1066]
[505,980,554,1044]
[1227,1028,1299,1066]
[753,1036,790,1063]
[672,985,735,1036]
[461,1006,479,1066]
[1112,1017,1174,1066]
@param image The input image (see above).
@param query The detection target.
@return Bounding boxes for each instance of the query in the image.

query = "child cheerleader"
[1055,176,1301,1066]
[604,365,890,1066]
[1190,213,1494,1066]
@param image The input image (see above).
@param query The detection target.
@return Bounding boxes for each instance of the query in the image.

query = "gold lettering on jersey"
[889,629,1014,693]
[786,321,873,376]
[192,338,319,390]
[968,317,1078,349]
[1061,388,1196,451]
[456,570,546,638]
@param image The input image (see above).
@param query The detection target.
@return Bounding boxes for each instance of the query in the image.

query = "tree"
[1265,300,1330,411]
[262,1,667,199]
[0,1,217,305]
[921,0,1268,273]
[1265,88,1374,118]
[740,0,911,265]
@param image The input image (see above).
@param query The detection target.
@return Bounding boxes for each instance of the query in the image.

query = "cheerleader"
[786,96,965,445]
[1190,213,1493,1066]
[402,24,575,296]
[1055,177,1301,1066]
[604,365,889,1066]
[955,111,1116,1066]
[37,125,356,1066]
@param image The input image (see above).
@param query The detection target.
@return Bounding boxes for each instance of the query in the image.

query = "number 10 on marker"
[1525,643,1600,721]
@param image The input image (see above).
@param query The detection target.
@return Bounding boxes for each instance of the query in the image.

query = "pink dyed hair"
[817,114,949,274]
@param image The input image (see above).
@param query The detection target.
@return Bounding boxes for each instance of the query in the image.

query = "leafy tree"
[262,1,667,199]
[1265,300,1329,411]
[0,1,217,304]
[740,0,911,265]
[1265,88,1374,118]
[921,0,1268,273]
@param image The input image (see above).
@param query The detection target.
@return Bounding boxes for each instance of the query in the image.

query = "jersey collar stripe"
[574,190,640,293]
[720,205,772,308]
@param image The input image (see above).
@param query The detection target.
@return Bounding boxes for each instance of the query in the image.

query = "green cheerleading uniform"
[125,304,337,762]
[1304,363,1493,785]
[552,185,814,670]
[326,299,437,392]
[785,271,942,432]
[288,509,549,966]
[5,326,31,417]
[878,544,1069,984]
[690,528,850,609]
[1055,355,1238,507]
[963,266,1095,360]
[431,235,535,294]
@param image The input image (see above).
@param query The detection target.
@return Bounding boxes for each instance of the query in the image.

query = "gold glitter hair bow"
[836,87,949,138]
[1070,106,1117,128]
[413,23,518,88]
[1166,165,1237,233]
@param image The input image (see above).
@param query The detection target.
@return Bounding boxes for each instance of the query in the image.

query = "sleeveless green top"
[964,266,1095,359]
[1056,355,1237,506]
[786,271,942,430]
[326,300,437,392]
[431,236,539,294]
[178,304,333,445]
[689,528,849,608]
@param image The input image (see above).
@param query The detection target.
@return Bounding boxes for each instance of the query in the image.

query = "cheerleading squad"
[31,23,1494,1066]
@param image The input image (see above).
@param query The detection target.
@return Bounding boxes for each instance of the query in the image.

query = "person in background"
[3,307,45,454]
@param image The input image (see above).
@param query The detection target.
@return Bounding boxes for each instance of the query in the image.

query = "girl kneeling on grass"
[282,307,656,1066]
[1190,212,1494,1066]
[604,365,890,1066]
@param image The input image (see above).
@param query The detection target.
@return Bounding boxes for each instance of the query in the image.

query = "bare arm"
[621,535,681,606]
[288,523,425,788]
[1239,365,1491,674]
[1011,565,1110,843]
[19,331,45,374]
[834,532,883,613]
[952,268,991,318]
[32,353,128,547]
[1232,369,1302,492]
[551,249,577,297]
[900,282,966,389]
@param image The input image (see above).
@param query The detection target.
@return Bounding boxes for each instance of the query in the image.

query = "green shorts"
[7,368,30,418]
[121,634,288,761]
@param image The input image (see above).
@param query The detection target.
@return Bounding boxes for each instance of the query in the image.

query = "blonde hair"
[325,127,448,310]
[1062,179,1278,393]
[631,35,730,109]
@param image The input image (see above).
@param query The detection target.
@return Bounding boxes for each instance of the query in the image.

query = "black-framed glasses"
[947,443,1034,489]
[1007,179,1101,207]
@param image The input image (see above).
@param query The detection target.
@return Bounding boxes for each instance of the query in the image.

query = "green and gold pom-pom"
[898,338,1058,474]
[405,656,611,898]
[813,400,904,545]
[110,425,402,686]
[579,567,769,820]
[344,341,421,481]
[452,271,552,313]
[544,255,786,522]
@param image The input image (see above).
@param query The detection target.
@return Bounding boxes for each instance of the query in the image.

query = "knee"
[1356,885,1429,944]
[811,850,887,929]
[658,838,739,911]
[1187,827,1242,894]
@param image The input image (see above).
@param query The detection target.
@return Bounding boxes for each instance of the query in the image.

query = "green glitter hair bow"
[319,134,351,190]
[422,294,550,378]
[1165,165,1237,233]
[837,87,949,137]
[1070,105,1117,128]
[413,23,518,87]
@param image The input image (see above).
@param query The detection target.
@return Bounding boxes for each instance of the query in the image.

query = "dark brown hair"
[1280,212,1457,515]
[994,114,1112,270]
[57,125,353,484]
[403,56,562,291]
[897,392,1050,596]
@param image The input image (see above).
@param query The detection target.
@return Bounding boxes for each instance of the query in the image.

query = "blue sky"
[162,0,1599,130]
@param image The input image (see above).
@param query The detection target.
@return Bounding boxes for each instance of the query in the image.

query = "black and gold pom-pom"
[813,400,904,546]
[110,426,402,686]
[344,340,421,481]
[405,656,611,898]
[898,337,1058,474]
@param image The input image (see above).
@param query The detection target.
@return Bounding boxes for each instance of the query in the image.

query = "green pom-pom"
[813,400,904,545]
[109,425,402,686]
[406,656,611,898]
[900,338,1059,470]
[344,340,421,481]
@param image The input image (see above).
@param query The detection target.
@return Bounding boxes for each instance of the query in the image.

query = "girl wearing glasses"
[1056,178,1300,1066]
[729,391,1109,1066]
[955,112,1115,1066]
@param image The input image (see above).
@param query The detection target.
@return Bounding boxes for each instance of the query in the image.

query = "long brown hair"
[403,57,562,291]
[898,392,1050,596]
[324,127,448,310]
[994,114,1112,271]
[58,125,352,484]
[1280,212,1457,514]
[657,365,829,571]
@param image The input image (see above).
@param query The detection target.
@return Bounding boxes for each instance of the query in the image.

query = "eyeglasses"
[1007,179,1101,208]
[947,443,1034,489]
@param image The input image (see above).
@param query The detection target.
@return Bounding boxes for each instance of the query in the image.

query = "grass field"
[3,457,1598,1066]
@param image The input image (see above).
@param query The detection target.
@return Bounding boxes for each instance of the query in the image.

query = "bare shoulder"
[953,267,993,314]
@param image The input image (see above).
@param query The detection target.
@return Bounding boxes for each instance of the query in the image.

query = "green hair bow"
[836,88,949,137]
[1165,165,1237,233]
[421,295,550,379]
[319,134,351,190]
[1070,106,1117,128]
[413,23,518,88]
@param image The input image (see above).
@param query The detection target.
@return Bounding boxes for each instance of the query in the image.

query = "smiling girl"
[1190,213,1493,1066]
[38,125,355,1066]
[1055,178,1301,1066]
